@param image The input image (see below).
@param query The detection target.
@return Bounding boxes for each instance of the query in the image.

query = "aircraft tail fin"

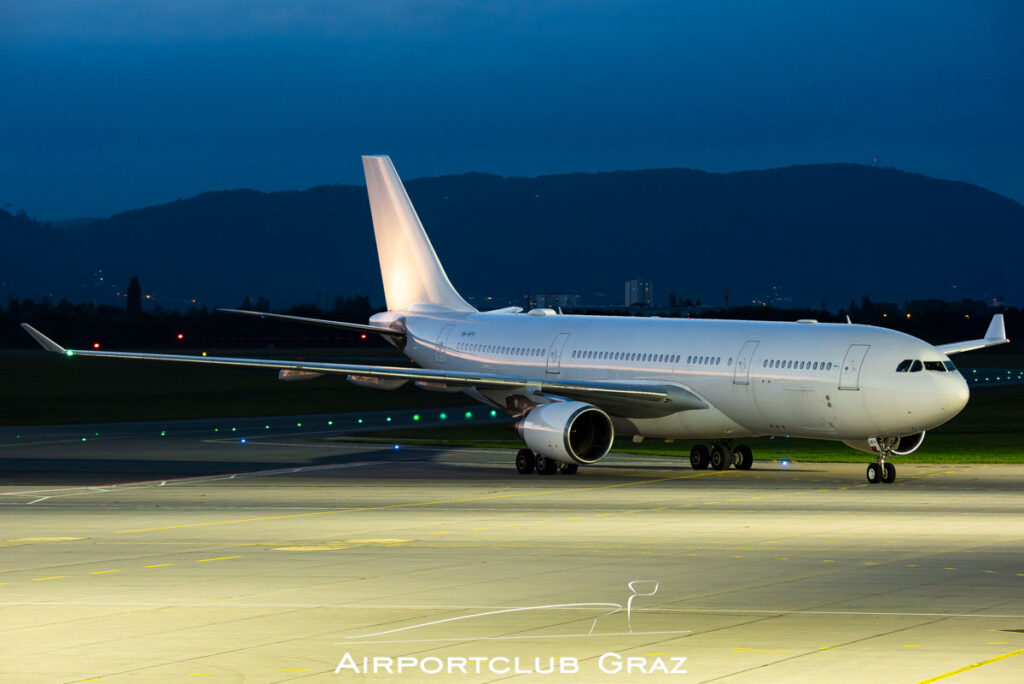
[362,155,475,313]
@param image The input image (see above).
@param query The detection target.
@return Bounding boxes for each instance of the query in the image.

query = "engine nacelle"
[516,401,614,465]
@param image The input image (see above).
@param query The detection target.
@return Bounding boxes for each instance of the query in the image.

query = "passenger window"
[827,362,832,370]
[910,360,923,372]
[895,359,911,372]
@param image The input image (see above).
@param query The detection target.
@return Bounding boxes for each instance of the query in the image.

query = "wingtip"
[20,323,67,354]
[986,313,1007,342]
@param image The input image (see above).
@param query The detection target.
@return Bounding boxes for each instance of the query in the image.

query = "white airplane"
[23,156,1010,484]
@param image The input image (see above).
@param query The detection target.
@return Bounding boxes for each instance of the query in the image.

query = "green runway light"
[94,432,99,436]
[231,427,237,432]
[490,410,498,417]
[297,422,302,427]
[465,411,473,419]
[440,413,447,420]
[160,430,166,436]
[265,425,270,429]
[214,428,219,432]
[413,414,421,421]
[65,350,74,357]
[81,437,87,442]
[386,417,392,422]
[328,420,334,426]
[358,419,364,424]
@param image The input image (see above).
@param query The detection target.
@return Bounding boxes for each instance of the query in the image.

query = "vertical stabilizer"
[362,155,475,312]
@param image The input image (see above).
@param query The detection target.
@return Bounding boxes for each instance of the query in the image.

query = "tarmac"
[2,413,1023,683]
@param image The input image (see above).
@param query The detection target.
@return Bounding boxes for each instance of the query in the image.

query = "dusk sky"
[3,1,1022,220]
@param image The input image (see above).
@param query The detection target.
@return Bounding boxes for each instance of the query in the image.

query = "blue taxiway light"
[241,438,247,444]
[780,460,790,467]
[393,444,400,450]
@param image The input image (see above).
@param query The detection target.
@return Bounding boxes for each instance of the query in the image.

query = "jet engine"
[515,401,614,465]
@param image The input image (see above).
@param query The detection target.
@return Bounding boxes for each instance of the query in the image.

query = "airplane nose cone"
[945,373,970,417]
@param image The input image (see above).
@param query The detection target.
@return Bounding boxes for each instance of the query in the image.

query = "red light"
[92,342,100,349]
[177,333,184,340]
[360,333,367,340]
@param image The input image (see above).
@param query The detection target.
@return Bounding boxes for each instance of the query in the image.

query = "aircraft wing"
[217,309,405,338]
[21,324,705,418]
[934,314,1009,355]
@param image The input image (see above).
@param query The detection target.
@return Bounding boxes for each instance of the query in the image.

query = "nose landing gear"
[866,438,898,484]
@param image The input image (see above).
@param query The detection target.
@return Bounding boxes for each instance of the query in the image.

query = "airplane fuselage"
[385,309,970,444]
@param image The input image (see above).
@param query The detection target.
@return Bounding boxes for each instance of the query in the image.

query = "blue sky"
[3,0,1022,219]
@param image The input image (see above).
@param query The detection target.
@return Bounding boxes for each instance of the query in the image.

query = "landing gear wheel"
[535,453,559,475]
[866,463,882,484]
[882,462,896,484]
[515,448,535,474]
[710,443,732,470]
[558,463,579,475]
[733,444,754,470]
[689,444,710,470]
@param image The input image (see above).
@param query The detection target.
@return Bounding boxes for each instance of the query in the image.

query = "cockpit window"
[943,360,956,371]
[923,361,947,372]
[909,360,923,372]
[895,359,912,372]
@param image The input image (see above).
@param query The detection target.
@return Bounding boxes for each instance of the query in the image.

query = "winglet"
[21,324,66,354]
[985,313,1007,342]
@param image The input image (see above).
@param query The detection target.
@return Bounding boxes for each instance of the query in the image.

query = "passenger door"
[547,333,570,375]
[839,344,870,390]
[733,340,759,385]
[435,324,455,366]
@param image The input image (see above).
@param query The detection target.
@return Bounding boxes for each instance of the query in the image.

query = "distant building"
[625,278,653,306]
[525,293,581,309]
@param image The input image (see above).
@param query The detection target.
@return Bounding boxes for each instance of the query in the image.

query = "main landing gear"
[690,440,753,471]
[515,448,578,475]
[866,438,897,484]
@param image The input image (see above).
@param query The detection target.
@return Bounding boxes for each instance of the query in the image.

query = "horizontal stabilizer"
[217,309,405,338]
[934,314,1009,355]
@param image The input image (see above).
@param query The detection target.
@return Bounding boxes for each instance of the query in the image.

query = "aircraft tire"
[734,445,754,470]
[515,449,535,474]
[866,463,882,484]
[535,453,559,475]
[710,443,732,470]
[559,463,579,475]
[689,444,710,470]
[882,462,896,483]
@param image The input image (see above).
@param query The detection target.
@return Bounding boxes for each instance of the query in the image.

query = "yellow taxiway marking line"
[469,527,488,531]
[145,563,172,568]
[90,569,120,575]
[32,576,64,581]
[116,470,729,534]
[915,647,1024,683]
[432,531,449,535]
[902,644,923,648]
[196,556,241,562]
[566,517,582,520]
